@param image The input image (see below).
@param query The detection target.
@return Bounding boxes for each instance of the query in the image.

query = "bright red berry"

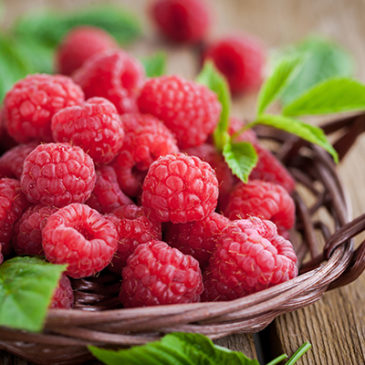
[137,76,221,148]
[4,74,84,143]
[151,0,210,44]
[112,113,179,197]
[52,97,124,164]
[49,273,74,309]
[13,205,58,256]
[42,203,118,278]
[21,143,96,208]
[73,50,145,114]
[228,117,257,144]
[142,153,219,223]
[120,240,203,307]
[204,36,265,94]
[56,26,118,76]
[203,217,298,301]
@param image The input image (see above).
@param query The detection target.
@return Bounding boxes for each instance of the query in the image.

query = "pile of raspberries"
[0,21,297,310]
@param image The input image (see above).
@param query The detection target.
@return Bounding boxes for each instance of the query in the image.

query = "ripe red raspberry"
[120,240,203,307]
[86,166,132,214]
[13,205,58,256]
[4,74,84,143]
[112,113,179,197]
[151,0,210,44]
[56,26,118,76]
[165,212,229,268]
[228,117,257,144]
[42,203,118,278]
[49,273,74,309]
[0,178,29,256]
[224,180,295,233]
[52,97,124,164]
[203,217,298,301]
[142,153,219,223]
[108,204,161,274]
[137,76,221,148]
[73,50,145,114]
[21,143,96,208]
[250,144,295,193]
[204,36,265,94]
[0,143,37,179]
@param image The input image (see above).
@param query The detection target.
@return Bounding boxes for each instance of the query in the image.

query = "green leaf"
[256,114,338,162]
[89,332,259,365]
[257,55,303,115]
[0,257,66,332]
[141,52,166,77]
[197,61,231,150]
[277,37,353,105]
[282,77,365,116]
[223,141,258,183]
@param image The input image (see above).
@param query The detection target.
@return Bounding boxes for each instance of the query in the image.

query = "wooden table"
[1,0,364,364]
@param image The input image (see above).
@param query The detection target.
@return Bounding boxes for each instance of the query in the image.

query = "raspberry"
[108,204,161,274]
[49,274,74,309]
[250,144,295,193]
[86,166,132,214]
[112,113,179,197]
[0,143,37,179]
[13,205,58,256]
[56,26,118,76]
[120,240,203,307]
[52,97,124,164]
[224,180,295,233]
[21,143,96,208]
[0,178,29,256]
[73,50,145,114]
[137,76,221,148]
[4,74,84,143]
[228,117,257,144]
[42,203,118,278]
[204,36,265,94]
[142,153,219,223]
[203,217,298,301]
[165,212,229,268]
[151,0,210,44]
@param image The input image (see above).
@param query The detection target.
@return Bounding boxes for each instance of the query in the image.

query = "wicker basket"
[1,114,364,365]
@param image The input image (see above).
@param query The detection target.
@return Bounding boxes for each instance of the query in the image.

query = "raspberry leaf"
[0,257,66,332]
[223,141,258,183]
[282,78,365,116]
[141,52,166,77]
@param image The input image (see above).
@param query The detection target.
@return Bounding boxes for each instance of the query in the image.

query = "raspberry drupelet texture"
[52,97,124,164]
[13,205,58,256]
[73,50,145,114]
[137,76,221,149]
[112,113,179,197]
[108,204,161,274]
[203,217,298,301]
[21,143,96,208]
[204,36,265,94]
[86,166,132,214]
[4,74,84,143]
[0,178,29,256]
[224,180,295,234]
[56,26,118,76]
[120,240,203,307]
[165,212,230,268]
[151,0,210,44]
[142,153,219,223]
[42,203,118,278]
[49,273,74,309]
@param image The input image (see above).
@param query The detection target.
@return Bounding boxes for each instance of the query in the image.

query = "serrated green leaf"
[257,55,303,115]
[196,61,231,150]
[142,52,166,77]
[256,114,338,162]
[282,77,365,116]
[0,257,66,332]
[223,141,258,183]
